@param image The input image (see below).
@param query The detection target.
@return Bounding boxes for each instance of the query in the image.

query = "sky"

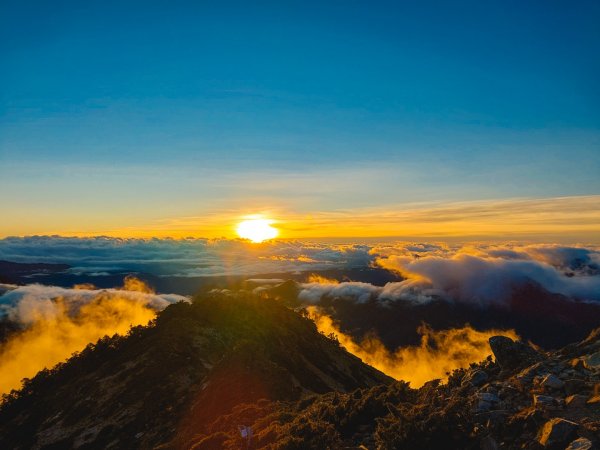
[1,1,599,240]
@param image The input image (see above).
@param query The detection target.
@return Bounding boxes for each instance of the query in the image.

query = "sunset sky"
[1,1,599,240]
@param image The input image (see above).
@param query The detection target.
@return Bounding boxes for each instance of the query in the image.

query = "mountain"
[184,328,600,449]
[0,259,401,296]
[0,260,70,284]
[0,292,391,450]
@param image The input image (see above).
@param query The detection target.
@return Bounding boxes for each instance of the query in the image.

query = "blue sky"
[1,1,599,238]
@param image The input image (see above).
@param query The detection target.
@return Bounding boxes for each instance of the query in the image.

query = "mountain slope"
[0,292,391,450]
[196,328,600,449]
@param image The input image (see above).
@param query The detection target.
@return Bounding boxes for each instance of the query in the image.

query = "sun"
[236,218,279,243]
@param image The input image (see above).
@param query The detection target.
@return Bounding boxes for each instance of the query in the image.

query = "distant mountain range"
[0,259,402,295]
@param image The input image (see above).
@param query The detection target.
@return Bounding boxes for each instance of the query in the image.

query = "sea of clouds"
[0,236,373,276]
[1,237,599,306]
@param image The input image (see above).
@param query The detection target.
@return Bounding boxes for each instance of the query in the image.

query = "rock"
[478,392,500,403]
[538,418,578,448]
[480,435,498,450]
[565,437,593,450]
[462,369,488,387]
[474,400,493,413]
[516,363,543,389]
[583,351,600,370]
[564,379,587,396]
[473,391,501,413]
[565,394,588,409]
[540,374,565,390]
[571,358,586,370]
[474,410,510,427]
[533,394,557,409]
[489,336,542,371]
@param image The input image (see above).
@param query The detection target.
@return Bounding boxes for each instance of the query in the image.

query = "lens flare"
[236,219,279,243]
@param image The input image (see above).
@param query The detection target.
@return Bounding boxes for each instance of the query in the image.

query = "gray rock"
[461,369,488,387]
[478,392,500,403]
[489,336,542,371]
[541,374,565,390]
[565,437,593,450]
[480,435,498,450]
[473,410,509,425]
[474,400,493,412]
[564,379,587,396]
[565,394,588,408]
[583,351,600,370]
[533,394,556,409]
[570,358,586,370]
[538,418,578,448]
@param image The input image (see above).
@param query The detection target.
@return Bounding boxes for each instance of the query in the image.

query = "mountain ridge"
[0,292,391,449]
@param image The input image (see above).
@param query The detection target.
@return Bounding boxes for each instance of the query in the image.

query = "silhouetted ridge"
[0,291,391,449]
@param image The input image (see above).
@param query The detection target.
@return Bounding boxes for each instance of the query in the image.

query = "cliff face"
[0,292,391,450]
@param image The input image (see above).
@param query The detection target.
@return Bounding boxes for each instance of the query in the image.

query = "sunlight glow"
[236,218,279,243]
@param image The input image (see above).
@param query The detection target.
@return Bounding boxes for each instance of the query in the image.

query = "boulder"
[478,392,500,403]
[565,394,588,409]
[489,336,542,371]
[538,418,578,448]
[533,394,556,409]
[583,351,600,370]
[564,379,587,396]
[480,435,498,450]
[473,391,501,412]
[565,438,593,450]
[461,369,488,387]
[540,374,565,390]
[570,358,586,370]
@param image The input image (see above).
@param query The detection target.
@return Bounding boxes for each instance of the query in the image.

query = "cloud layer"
[309,306,517,387]
[0,236,373,276]
[297,243,600,306]
[2,237,599,305]
[0,278,188,395]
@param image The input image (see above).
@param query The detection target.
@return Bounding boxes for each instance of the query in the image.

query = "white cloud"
[0,283,189,325]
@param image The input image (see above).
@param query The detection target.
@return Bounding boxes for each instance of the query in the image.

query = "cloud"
[308,306,518,387]
[293,243,600,306]
[0,278,188,395]
[298,277,435,305]
[1,237,599,303]
[0,236,375,277]
[379,253,600,304]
